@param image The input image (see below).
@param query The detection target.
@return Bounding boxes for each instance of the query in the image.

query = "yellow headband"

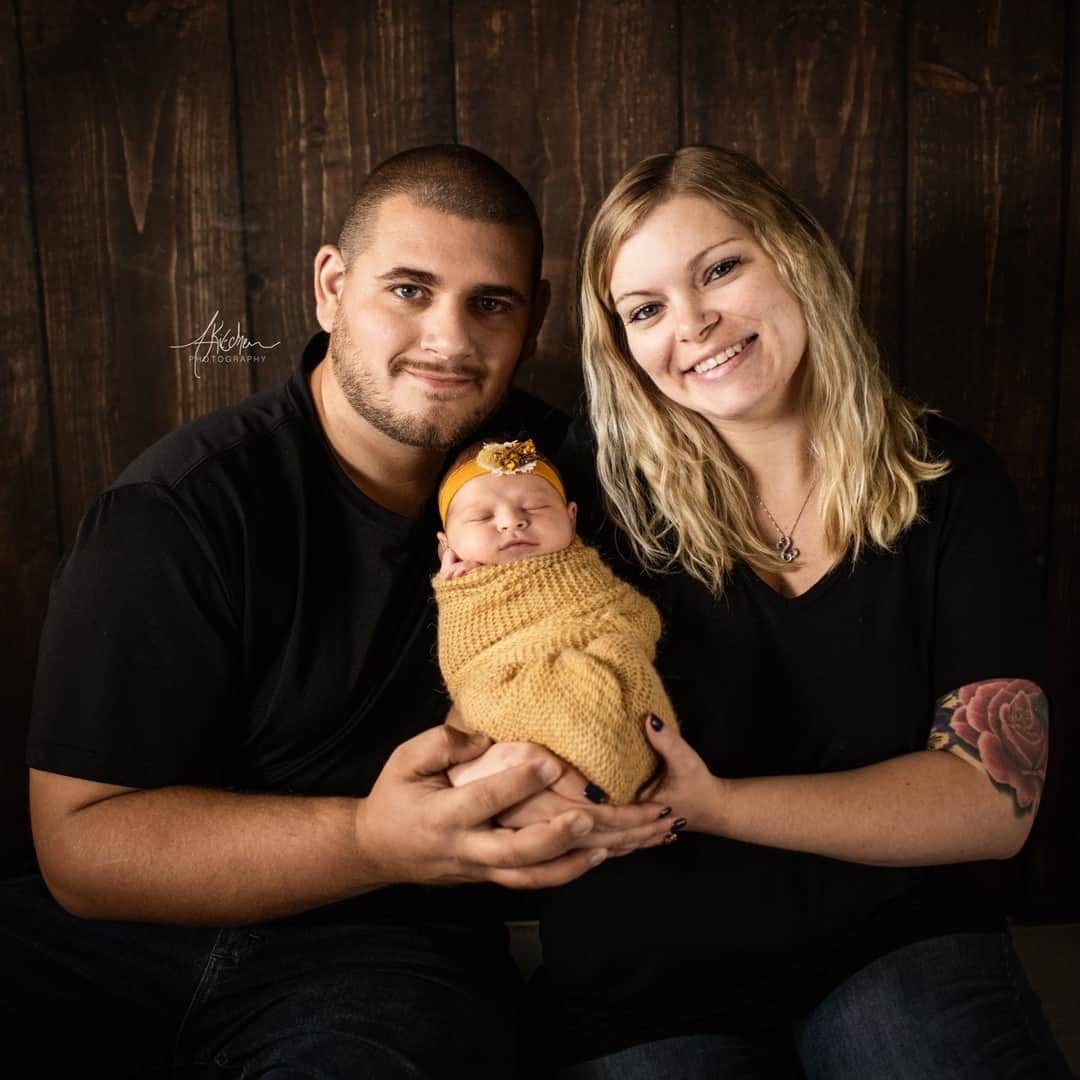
[438,439,566,525]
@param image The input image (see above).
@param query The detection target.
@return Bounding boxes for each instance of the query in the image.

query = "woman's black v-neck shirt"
[541,412,1043,1061]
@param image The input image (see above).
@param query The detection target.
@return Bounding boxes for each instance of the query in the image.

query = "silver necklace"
[754,480,816,563]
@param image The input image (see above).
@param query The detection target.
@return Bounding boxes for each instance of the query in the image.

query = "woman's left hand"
[639,715,725,833]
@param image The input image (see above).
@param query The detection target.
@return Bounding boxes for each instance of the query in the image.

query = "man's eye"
[706,257,741,282]
[392,284,423,300]
[628,302,661,323]
[475,296,511,314]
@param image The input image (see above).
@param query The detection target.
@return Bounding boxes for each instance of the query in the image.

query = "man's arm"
[31,725,609,925]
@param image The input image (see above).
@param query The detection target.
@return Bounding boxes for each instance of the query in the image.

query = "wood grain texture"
[232,0,455,387]
[454,0,681,412]
[1038,2,1080,919]
[682,0,906,378]
[0,0,58,866]
[907,0,1062,546]
[20,1,248,540]
[908,0,1065,918]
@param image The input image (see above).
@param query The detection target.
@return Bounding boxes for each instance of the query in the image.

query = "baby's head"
[438,439,577,565]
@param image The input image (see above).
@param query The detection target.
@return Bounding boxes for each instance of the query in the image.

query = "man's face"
[326,195,540,451]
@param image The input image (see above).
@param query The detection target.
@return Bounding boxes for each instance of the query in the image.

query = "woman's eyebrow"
[613,236,739,306]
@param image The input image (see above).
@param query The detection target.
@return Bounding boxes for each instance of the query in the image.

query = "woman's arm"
[642,677,1048,867]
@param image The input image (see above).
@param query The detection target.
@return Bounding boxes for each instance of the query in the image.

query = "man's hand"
[355,725,613,889]
[447,739,676,856]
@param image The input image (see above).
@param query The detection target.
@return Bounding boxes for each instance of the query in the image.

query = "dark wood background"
[3,1,1076,920]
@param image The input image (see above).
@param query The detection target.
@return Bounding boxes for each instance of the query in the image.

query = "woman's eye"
[628,302,661,323]
[706,257,741,282]
[392,284,423,300]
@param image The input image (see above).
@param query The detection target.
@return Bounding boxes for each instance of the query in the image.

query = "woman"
[535,147,1066,1078]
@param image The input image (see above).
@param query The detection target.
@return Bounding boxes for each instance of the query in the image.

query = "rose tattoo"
[928,679,1048,815]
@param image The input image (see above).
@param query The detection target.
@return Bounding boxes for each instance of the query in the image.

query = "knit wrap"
[432,538,676,804]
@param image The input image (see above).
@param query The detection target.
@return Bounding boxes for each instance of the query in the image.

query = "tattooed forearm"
[927,679,1048,817]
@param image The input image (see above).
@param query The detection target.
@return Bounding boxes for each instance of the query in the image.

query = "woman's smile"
[686,333,759,377]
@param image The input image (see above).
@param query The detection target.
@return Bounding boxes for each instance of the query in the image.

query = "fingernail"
[570,814,593,837]
[671,817,688,832]
[587,849,607,866]
[649,715,664,732]
[583,782,607,804]
[538,760,561,784]
[657,806,672,819]
[662,833,678,845]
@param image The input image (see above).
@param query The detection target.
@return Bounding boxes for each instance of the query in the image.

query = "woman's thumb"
[644,713,685,763]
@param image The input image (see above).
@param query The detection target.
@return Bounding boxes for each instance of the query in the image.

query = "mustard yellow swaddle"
[432,538,676,803]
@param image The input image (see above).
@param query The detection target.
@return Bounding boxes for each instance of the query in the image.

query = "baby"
[433,438,676,804]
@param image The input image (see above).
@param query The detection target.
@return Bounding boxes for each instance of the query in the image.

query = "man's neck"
[309,357,444,518]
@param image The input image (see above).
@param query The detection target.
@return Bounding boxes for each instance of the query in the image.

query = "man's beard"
[329,310,511,451]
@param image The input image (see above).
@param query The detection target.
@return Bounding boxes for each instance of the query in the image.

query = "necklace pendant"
[777,535,798,562]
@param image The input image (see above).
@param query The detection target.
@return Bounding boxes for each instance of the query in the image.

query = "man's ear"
[566,501,578,529]
[520,278,551,363]
[314,245,347,332]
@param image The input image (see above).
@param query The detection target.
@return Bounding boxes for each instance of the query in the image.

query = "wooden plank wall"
[3,1,1075,920]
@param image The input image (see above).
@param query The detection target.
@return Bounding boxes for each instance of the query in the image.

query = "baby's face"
[443,472,577,565]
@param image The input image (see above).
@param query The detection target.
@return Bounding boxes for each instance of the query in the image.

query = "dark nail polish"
[649,715,664,732]
[584,782,607,804]
[671,817,688,832]
[657,806,672,819]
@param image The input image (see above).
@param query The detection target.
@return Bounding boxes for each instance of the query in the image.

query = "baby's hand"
[437,531,481,579]
[447,741,553,788]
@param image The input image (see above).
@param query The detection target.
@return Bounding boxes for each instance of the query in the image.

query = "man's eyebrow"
[612,236,739,307]
[375,268,527,306]
[376,266,439,285]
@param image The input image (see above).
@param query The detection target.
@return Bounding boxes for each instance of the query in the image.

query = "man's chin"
[342,376,512,452]
[384,407,495,452]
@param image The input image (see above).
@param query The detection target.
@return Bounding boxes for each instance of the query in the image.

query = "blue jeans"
[558,933,1072,1079]
[1,873,521,1078]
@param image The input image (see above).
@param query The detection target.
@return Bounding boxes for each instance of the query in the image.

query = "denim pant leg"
[180,919,524,1079]
[0,872,221,1078]
[555,1030,803,1080]
[794,932,1073,1079]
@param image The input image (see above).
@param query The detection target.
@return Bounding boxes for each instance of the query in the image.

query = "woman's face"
[608,195,808,431]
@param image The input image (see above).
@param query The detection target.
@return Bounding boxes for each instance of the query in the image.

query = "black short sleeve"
[28,483,239,788]
[927,421,1043,698]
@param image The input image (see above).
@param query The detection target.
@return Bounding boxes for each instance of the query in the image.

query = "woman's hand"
[639,715,726,833]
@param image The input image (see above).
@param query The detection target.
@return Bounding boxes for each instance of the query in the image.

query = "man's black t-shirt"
[28,331,567,921]
[542,412,1043,1059]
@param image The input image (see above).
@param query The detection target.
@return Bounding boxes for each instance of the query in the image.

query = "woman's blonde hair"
[580,145,948,594]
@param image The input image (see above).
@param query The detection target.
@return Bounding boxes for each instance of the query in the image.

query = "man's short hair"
[338,144,543,285]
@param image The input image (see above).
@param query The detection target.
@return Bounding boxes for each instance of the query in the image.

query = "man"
[3,146,669,1077]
